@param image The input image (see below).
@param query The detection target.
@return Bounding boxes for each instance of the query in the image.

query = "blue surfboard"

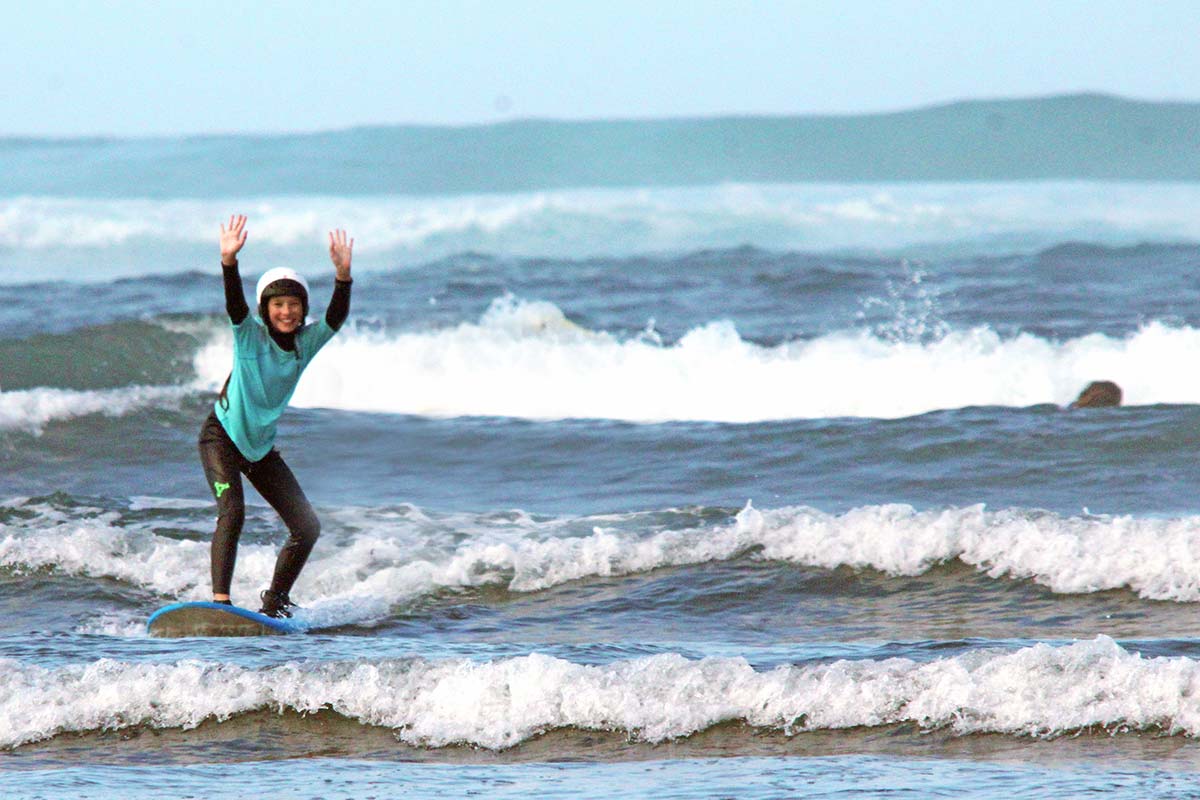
[147,601,305,637]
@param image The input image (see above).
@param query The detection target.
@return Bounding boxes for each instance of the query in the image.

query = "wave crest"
[1,637,1194,749]
[6,499,1200,614]
[188,299,1200,421]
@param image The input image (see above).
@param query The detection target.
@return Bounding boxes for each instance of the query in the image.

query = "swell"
[1,318,206,391]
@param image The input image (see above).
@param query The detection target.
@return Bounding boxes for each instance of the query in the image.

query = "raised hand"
[329,229,353,281]
[220,215,248,266]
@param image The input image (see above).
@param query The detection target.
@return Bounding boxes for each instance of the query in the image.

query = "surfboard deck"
[147,601,304,637]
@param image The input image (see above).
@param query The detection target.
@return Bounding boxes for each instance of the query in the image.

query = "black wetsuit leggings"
[198,411,320,599]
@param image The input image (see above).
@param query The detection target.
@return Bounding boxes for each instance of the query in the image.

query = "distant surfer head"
[1069,380,1122,409]
[256,267,309,334]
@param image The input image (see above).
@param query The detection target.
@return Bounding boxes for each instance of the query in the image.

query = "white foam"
[9,304,1197,427]
[0,385,191,433]
[737,503,1200,601]
[74,613,148,638]
[0,500,296,607]
[0,637,1195,749]
[342,502,1200,604]
[8,500,1200,621]
[184,296,1200,421]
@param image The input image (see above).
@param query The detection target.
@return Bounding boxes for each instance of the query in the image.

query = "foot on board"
[259,589,298,619]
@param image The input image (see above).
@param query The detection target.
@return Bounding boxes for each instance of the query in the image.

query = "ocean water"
[6,127,1200,798]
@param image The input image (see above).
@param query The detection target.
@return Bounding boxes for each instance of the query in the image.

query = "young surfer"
[198,214,353,618]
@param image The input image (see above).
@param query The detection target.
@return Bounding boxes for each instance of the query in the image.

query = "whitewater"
[5,162,1200,795]
[6,497,1200,620]
[206,301,1200,421]
[7,298,1200,433]
[0,636,1195,751]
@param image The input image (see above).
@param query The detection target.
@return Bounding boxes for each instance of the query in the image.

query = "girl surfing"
[197,215,353,617]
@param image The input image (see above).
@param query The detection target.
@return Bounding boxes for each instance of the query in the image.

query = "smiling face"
[266,295,304,333]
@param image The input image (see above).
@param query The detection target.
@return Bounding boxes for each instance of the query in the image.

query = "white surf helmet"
[255,267,310,322]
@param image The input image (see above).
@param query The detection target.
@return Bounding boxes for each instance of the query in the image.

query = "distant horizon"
[7,91,1199,143]
[6,92,1200,197]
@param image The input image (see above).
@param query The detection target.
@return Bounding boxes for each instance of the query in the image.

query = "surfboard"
[147,601,304,637]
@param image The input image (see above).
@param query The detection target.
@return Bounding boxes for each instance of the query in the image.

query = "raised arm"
[219,215,250,324]
[325,228,353,330]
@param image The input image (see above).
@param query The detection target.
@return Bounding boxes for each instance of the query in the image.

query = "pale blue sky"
[4,0,1198,137]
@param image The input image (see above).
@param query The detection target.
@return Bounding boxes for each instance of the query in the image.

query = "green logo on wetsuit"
[213,481,231,498]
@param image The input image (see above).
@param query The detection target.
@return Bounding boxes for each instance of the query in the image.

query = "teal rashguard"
[216,314,337,461]
[198,260,351,616]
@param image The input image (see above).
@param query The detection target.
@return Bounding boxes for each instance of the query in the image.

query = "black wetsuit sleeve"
[222,261,250,324]
[325,279,352,331]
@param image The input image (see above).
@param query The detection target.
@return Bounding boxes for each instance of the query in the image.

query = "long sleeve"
[325,279,352,331]
[222,261,250,324]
